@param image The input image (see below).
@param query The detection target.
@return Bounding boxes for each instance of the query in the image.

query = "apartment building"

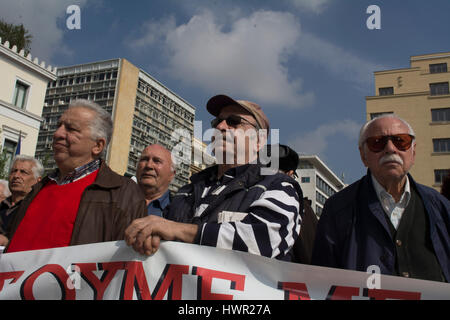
[36,59,195,192]
[295,155,346,218]
[366,52,450,191]
[0,37,57,173]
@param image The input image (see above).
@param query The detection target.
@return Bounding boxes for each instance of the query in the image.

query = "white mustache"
[379,154,403,166]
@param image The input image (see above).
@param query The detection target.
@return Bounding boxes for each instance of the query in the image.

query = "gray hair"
[358,114,415,148]
[0,179,11,198]
[69,99,113,158]
[11,155,44,179]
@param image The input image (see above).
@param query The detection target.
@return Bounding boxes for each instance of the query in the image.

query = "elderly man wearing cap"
[125,94,303,261]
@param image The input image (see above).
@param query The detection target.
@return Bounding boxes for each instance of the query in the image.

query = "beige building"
[37,58,195,192]
[0,37,57,173]
[190,137,216,176]
[366,52,450,191]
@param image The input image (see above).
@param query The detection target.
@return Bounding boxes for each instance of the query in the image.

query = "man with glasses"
[312,114,450,282]
[125,94,302,261]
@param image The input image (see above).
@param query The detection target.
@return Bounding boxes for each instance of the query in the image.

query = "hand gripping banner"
[0,241,449,300]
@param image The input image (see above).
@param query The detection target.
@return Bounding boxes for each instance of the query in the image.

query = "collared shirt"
[49,159,101,185]
[371,174,411,229]
[147,190,171,216]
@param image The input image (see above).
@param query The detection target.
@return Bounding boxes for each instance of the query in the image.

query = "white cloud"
[129,16,177,48]
[287,0,332,14]
[130,10,315,109]
[296,32,384,87]
[0,0,89,63]
[288,119,361,157]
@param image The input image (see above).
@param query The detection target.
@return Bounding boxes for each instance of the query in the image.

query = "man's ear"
[359,146,368,168]
[92,138,106,157]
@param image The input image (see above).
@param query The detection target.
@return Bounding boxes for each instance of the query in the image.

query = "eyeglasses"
[365,134,415,153]
[211,114,259,129]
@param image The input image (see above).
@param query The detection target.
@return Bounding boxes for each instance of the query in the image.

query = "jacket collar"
[190,163,262,185]
[90,160,124,189]
[364,171,393,239]
[40,160,123,190]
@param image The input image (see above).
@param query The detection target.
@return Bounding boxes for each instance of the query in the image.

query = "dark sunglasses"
[365,134,415,153]
[211,114,259,129]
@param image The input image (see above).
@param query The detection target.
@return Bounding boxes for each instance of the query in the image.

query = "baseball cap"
[206,94,270,130]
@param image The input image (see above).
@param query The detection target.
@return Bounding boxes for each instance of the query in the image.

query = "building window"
[429,63,448,74]
[316,175,335,197]
[435,169,450,184]
[315,205,322,217]
[379,87,394,96]
[13,81,30,109]
[431,108,450,122]
[1,139,17,174]
[433,138,450,153]
[301,177,310,183]
[430,82,449,96]
[370,112,393,120]
[316,191,326,205]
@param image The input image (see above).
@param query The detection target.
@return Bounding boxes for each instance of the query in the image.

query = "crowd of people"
[0,94,449,283]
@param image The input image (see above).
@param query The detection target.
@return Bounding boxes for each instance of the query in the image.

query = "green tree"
[0,19,32,55]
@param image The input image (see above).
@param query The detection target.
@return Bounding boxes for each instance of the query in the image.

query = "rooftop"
[0,37,57,80]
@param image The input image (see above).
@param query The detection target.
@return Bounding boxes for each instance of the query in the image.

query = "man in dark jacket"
[6,99,146,252]
[125,94,302,261]
[312,114,450,282]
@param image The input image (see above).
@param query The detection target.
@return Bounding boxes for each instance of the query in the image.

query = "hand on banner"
[125,215,198,256]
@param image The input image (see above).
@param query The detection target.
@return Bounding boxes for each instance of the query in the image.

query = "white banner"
[0,241,449,300]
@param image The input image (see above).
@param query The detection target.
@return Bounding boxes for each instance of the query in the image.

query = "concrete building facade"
[294,155,346,218]
[36,58,195,192]
[190,137,215,177]
[0,37,57,174]
[366,52,450,191]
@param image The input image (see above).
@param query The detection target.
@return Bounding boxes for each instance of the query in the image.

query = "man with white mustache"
[312,114,450,282]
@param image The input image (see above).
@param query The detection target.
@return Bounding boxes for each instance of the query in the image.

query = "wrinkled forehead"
[366,117,410,137]
[142,145,172,160]
[12,160,34,169]
[60,106,95,122]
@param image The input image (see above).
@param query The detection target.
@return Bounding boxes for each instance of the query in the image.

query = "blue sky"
[1,0,449,185]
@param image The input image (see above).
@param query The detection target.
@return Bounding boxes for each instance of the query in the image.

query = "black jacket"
[164,163,303,261]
